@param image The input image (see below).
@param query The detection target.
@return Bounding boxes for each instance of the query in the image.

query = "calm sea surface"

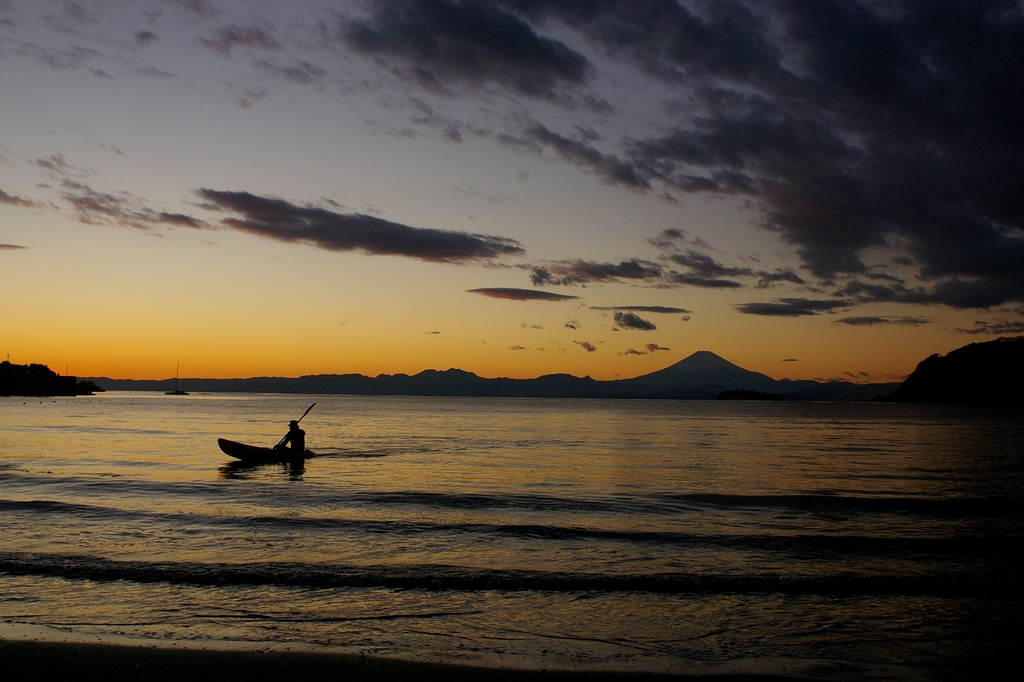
[1,392,1021,678]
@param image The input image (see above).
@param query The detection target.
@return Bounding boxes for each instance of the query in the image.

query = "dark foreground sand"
[1,640,817,682]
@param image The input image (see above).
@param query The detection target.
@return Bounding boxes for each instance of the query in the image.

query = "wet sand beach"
[1,640,819,682]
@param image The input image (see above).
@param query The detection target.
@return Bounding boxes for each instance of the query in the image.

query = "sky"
[1,0,1022,383]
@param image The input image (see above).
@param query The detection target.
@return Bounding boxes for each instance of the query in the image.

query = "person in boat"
[277,419,305,453]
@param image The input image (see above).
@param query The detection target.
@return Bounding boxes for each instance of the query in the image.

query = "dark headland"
[0,360,102,396]
[879,335,1024,404]
[85,351,896,401]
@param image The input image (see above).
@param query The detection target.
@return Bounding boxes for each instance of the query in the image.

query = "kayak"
[218,438,314,463]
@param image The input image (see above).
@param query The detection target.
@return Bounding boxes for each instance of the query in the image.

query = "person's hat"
[289,420,299,427]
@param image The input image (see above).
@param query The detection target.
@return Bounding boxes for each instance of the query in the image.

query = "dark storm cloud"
[834,316,931,327]
[613,311,656,331]
[200,23,281,57]
[60,181,207,231]
[530,260,662,286]
[199,189,524,263]
[466,1,1024,310]
[469,287,578,301]
[338,0,590,100]
[590,306,690,314]
[737,297,850,317]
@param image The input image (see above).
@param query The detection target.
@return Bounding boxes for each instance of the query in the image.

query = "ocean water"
[0,392,1021,678]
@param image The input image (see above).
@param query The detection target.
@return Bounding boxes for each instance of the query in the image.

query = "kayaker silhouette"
[277,420,305,453]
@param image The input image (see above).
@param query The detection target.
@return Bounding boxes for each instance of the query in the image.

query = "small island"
[0,360,103,397]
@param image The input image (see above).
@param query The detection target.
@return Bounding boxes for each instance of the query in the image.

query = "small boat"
[166,363,188,395]
[218,438,313,463]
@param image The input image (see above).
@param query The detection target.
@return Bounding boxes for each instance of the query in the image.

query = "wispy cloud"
[575,340,597,352]
[0,188,39,208]
[60,180,207,231]
[200,23,281,57]
[0,243,27,250]
[506,122,649,188]
[17,43,101,70]
[255,59,330,86]
[199,190,524,263]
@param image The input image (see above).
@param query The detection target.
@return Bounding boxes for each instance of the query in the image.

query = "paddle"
[275,402,316,448]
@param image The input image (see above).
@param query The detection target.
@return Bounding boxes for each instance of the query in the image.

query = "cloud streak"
[834,316,932,327]
[531,259,662,286]
[468,288,577,301]
[953,319,1024,336]
[590,305,690,314]
[737,298,850,317]
[199,190,524,263]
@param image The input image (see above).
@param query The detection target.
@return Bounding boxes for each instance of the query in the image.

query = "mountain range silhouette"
[85,351,897,401]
